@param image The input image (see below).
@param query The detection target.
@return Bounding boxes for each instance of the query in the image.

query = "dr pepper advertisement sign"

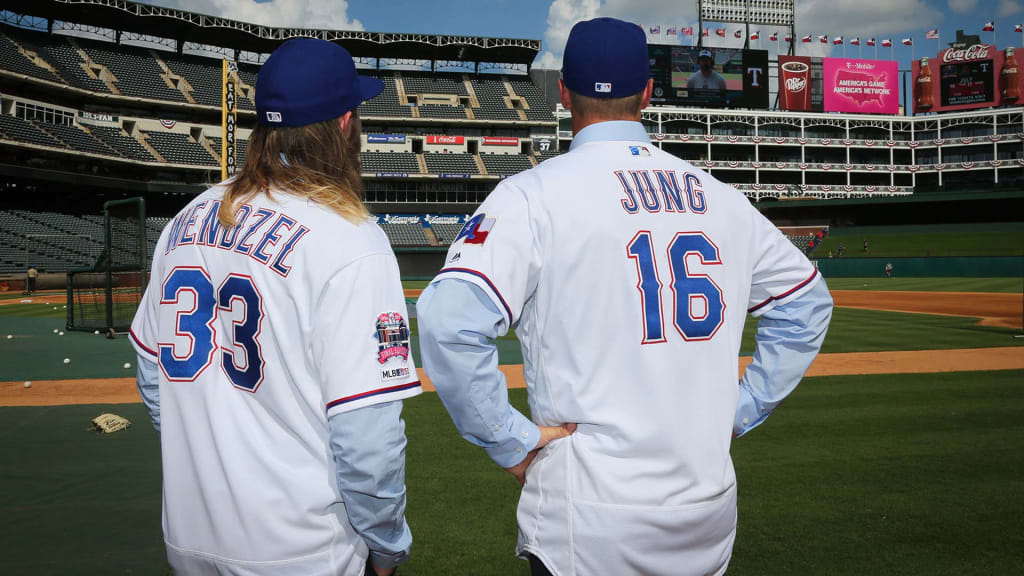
[913,43,1022,113]
[822,58,899,114]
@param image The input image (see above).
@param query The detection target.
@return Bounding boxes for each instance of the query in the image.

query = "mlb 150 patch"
[376,311,410,364]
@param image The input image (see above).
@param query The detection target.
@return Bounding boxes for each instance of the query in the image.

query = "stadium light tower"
[698,0,795,54]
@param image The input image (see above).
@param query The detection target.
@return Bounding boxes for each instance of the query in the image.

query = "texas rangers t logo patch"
[376,312,410,364]
[455,213,496,245]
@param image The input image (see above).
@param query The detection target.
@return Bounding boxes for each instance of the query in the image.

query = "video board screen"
[648,45,769,109]
[939,59,994,107]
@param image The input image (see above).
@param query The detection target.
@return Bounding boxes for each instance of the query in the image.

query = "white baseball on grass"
[6,334,11,339]
[59,331,64,336]
[53,306,57,310]
[63,357,70,364]
[53,329,59,334]
[24,381,31,389]
[94,330,100,335]
[123,362,132,369]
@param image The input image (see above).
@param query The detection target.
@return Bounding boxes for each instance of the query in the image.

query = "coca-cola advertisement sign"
[912,43,1020,113]
[941,44,992,63]
[822,58,899,114]
[481,137,518,146]
[426,135,465,145]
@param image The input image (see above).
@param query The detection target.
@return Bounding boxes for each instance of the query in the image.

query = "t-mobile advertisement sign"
[822,58,899,114]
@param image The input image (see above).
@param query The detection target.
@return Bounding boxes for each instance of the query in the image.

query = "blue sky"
[149,0,1024,68]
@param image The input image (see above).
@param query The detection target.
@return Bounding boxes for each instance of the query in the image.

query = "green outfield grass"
[1,370,1021,575]
[821,276,1024,293]
[2,297,1019,382]
[811,222,1024,258]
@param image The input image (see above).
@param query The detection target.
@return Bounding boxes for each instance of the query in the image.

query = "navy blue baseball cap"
[256,38,384,127]
[561,17,649,99]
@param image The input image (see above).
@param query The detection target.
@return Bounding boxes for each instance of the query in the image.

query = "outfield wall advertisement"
[822,58,899,114]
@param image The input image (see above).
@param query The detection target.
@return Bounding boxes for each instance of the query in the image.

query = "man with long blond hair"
[130,38,420,576]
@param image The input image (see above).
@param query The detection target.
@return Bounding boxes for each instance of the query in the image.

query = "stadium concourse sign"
[367,134,407,144]
[481,137,518,146]
[426,135,465,145]
[912,43,1023,113]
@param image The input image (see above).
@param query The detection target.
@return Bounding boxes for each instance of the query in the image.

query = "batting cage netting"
[66,198,148,333]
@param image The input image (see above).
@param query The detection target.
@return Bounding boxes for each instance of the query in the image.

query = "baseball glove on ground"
[92,413,131,433]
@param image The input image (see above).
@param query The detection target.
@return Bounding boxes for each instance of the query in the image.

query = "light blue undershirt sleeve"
[735,277,833,437]
[135,354,160,433]
[329,401,412,571]
[416,278,542,468]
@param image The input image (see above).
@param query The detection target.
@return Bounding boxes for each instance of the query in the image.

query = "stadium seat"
[480,153,533,176]
[424,153,478,175]
[142,131,218,166]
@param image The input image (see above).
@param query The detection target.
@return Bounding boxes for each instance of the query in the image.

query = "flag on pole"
[983,21,995,32]
[750,31,760,40]
[833,36,843,45]
[667,27,677,36]
[818,35,828,43]
[902,38,913,46]
[683,26,694,36]
[769,32,778,41]
[881,38,893,47]
[785,34,793,42]
[801,35,812,43]
[850,37,860,46]
[716,28,726,37]
[1016,24,1022,32]
[926,29,939,39]
[867,38,876,46]
[734,29,743,39]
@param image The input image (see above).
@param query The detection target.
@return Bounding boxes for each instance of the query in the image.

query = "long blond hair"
[219,115,367,227]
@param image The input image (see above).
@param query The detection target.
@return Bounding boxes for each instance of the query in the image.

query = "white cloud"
[797,0,939,39]
[141,0,363,30]
[948,0,980,12]
[999,0,1024,16]
[534,0,939,68]
[534,0,699,69]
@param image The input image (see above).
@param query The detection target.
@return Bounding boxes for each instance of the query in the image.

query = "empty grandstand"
[1,0,1021,282]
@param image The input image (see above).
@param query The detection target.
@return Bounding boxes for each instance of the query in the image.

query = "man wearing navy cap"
[419,17,830,576]
[687,48,728,91]
[131,38,420,576]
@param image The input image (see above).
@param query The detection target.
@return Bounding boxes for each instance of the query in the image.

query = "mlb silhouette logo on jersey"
[455,213,496,245]
[629,145,652,156]
[376,312,411,363]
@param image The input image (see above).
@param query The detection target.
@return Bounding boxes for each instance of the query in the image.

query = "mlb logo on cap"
[595,82,612,93]
[266,111,283,123]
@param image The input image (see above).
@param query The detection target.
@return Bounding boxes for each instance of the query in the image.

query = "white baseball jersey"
[433,139,817,575]
[130,186,421,575]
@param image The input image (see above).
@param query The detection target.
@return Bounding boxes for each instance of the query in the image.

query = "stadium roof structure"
[4,0,542,65]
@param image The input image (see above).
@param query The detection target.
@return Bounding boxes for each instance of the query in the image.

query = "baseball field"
[1,277,1022,575]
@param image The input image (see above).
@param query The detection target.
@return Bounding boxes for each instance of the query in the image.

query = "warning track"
[3,347,1022,406]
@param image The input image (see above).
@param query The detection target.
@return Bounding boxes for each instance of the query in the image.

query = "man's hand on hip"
[505,423,577,485]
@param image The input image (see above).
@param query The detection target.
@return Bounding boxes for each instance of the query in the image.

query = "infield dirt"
[3,289,1020,407]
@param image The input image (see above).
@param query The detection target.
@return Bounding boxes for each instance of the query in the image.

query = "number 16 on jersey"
[627,231,726,343]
